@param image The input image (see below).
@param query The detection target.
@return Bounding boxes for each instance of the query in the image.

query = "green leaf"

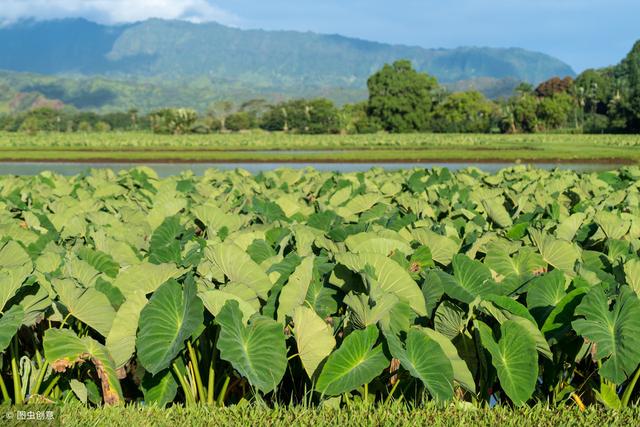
[206,243,273,300]
[335,252,427,316]
[113,262,183,297]
[293,306,336,379]
[434,301,466,340]
[436,255,501,304]
[526,269,567,323]
[215,300,287,393]
[345,231,412,255]
[142,369,178,407]
[412,229,460,266]
[106,292,148,368]
[0,266,31,311]
[136,279,204,375]
[572,286,640,384]
[624,258,640,295]
[316,325,388,396]
[148,216,183,265]
[0,304,24,352]
[54,279,116,337]
[422,328,475,393]
[476,320,538,406]
[277,256,314,321]
[43,328,123,404]
[79,248,120,278]
[199,289,257,324]
[530,230,579,274]
[386,328,454,401]
[482,197,513,228]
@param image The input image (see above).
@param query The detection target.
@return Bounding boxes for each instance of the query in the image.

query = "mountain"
[0,18,575,111]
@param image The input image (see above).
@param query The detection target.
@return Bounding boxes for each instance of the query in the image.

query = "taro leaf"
[624,258,640,295]
[43,328,123,405]
[106,292,148,368]
[142,369,178,407]
[0,266,31,311]
[541,288,588,343]
[434,301,466,340]
[215,300,287,393]
[54,279,116,337]
[136,279,204,375]
[148,216,184,265]
[199,290,257,324]
[246,240,276,264]
[481,295,552,360]
[277,256,314,321]
[475,320,537,406]
[530,230,580,274]
[422,328,475,393]
[0,240,32,269]
[0,304,24,352]
[345,231,412,256]
[526,269,567,324]
[335,252,427,316]
[206,243,273,300]
[113,262,183,297]
[293,306,336,379]
[482,197,513,228]
[316,325,388,396]
[422,271,445,317]
[78,248,120,278]
[572,286,640,384]
[412,229,460,266]
[386,328,454,401]
[437,255,501,304]
[305,278,338,319]
[595,211,631,240]
[555,213,586,242]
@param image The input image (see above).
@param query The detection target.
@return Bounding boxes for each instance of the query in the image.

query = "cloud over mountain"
[0,0,239,26]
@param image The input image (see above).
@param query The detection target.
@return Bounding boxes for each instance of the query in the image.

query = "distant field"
[0,132,639,163]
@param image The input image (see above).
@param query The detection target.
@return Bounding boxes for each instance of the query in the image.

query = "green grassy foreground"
[0,131,639,162]
[3,403,638,427]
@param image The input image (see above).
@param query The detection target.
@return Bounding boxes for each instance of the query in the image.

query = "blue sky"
[2,0,638,72]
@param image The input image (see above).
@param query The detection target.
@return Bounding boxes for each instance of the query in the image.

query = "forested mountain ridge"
[0,18,574,86]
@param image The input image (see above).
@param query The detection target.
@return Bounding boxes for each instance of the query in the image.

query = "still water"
[0,162,623,177]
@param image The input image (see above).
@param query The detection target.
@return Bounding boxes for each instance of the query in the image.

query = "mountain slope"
[1,18,574,88]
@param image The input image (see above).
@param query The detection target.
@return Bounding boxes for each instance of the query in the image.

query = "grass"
[0,131,639,163]
[2,402,638,427]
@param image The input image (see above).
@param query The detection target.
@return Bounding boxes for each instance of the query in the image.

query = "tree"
[305,99,340,134]
[536,93,574,130]
[535,77,574,98]
[500,94,538,133]
[431,91,496,133]
[225,112,253,132]
[621,40,640,131]
[209,101,234,131]
[367,60,440,132]
[149,108,198,134]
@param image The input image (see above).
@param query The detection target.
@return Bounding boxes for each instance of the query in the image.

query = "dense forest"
[1,41,638,135]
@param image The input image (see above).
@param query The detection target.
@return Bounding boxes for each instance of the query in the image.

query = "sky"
[1,0,638,72]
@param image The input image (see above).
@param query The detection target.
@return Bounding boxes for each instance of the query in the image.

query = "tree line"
[2,41,639,135]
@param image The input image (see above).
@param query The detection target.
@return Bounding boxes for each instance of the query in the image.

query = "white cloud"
[0,0,240,26]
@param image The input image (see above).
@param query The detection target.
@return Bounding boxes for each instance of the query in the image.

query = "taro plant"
[0,165,639,409]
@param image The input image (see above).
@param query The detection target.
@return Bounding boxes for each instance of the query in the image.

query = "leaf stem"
[11,337,23,404]
[621,365,640,407]
[384,379,401,406]
[187,340,206,403]
[217,376,230,407]
[32,362,49,396]
[41,375,60,398]
[0,374,10,402]
[172,362,195,407]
